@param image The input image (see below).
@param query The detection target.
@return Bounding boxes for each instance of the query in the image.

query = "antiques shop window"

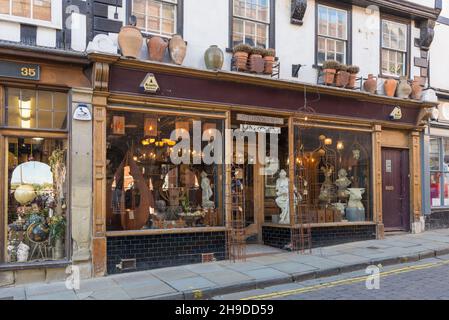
[294,126,372,223]
[381,18,409,77]
[231,0,273,48]
[106,111,225,231]
[129,0,180,36]
[316,3,349,65]
[5,88,68,130]
[429,137,449,207]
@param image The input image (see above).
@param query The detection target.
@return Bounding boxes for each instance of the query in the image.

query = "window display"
[106,111,224,231]
[429,136,449,207]
[5,138,68,263]
[294,127,372,223]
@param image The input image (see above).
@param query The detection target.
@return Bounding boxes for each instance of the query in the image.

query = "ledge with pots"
[230,44,280,78]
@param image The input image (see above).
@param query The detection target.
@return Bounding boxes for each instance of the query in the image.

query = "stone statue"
[335,168,351,200]
[352,149,361,160]
[345,188,365,221]
[201,171,214,208]
[275,169,291,224]
[17,242,30,262]
[319,165,335,203]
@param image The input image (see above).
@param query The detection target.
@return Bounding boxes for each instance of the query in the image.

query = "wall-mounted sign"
[73,104,92,121]
[389,106,402,120]
[237,113,284,125]
[240,124,281,134]
[0,60,40,80]
[386,159,392,173]
[140,73,160,93]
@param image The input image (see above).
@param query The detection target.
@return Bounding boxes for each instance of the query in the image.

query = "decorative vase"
[249,54,265,73]
[363,74,377,94]
[14,184,36,205]
[384,78,398,97]
[53,238,64,260]
[146,36,168,62]
[204,45,224,70]
[234,51,249,70]
[263,56,276,74]
[323,68,336,85]
[346,73,358,89]
[169,34,187,65]
[335,70,350,87]
[411,76,423,100]
[117,25,143,59]
[396,76,412,99]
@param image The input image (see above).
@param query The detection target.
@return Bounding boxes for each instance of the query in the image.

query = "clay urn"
[411,76,424,100]
[335,66,350,87]
[363,74,377,94]
[263,48,276,74]
[147,36,168,62]
[204,45,224,70]
[232,44,252,71]
[117,25,143,59]
[384,78,398,97]
[169,34,187,65]
[249,47,265,74]
[396,76,412,99]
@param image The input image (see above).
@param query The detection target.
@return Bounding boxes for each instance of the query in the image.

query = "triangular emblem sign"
[140,73,160,93]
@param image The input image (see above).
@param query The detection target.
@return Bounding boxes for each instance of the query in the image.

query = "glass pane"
[247,0,257,20]
[54,112,67,130]
[382,30,390,48]
[133,0,146,14]
[12,0,31,18]
[162,3,175,20]
[258,0,269,22]
[6,88,21,127]
[135,13,145,29]
[233,19,243,34]
[148,16,160,32]
[19,89,36,129]
[0,0,9,14]
[381,49,389,73]
[53,92,67,111]
[38,110,52,129]
[336,40,344,54]
[234,0,245,16]
[430,138,440,170]
[37,91,52,110]
[256,23,267,47]
[328,10,337,38]
[33,0,51,21]
[443,138,449,171]
[431,172,441,207]
[317,51,325,65]
[318,37,325,51]
[245,20,256,46]
[148,1,161,17]
[336,53,344,63]
[318,6,327,35]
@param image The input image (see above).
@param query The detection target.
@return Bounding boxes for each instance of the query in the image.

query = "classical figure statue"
[201,171,214,208]
[275,169,291,224]
[17,242,30,262]
[319,165,334,203]
[335,168,351,200]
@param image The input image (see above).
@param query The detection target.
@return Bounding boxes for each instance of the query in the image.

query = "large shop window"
[429,137,449,207]
[131,0,178,36]
[294,127,372,223]
[381,19,409,77]
[231,0,272,48]
[106,111,225,231]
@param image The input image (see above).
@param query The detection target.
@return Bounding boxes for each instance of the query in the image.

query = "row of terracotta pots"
[233,44,276,74]
[363,75,423,100]
[117,25,187,65]
[322,60,360,89]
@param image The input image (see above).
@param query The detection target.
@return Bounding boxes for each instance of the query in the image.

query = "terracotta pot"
[363,74,377,94]
[346,73,357,89]
[263,56,276,74]
[204,45,224,70]
[396,76,412,99]
[169,34,187,65]
[234,51,249,70]
[335,71,350,87]
[249,54,264,73]
[411,76,423,100]
[146,36,168,62]
[117,25,143,59]
[323,69,336,85]
[384,78,398,97]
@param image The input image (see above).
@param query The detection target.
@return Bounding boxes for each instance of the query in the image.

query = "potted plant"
[232,44,252,71]
[249,47,265,73]
[263,48,276,74]
[322,60,340,85]
[346,65,360,89]
[335,64,350,87]
[49,215,66,260]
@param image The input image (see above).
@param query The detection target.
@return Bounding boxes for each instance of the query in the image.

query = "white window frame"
[0,0,62,30]
[316,4,348,65]
[232,0,270,48]
[381,19,408,77]
[132,0,177,37]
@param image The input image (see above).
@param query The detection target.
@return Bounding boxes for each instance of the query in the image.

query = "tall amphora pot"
[396,76,412,99]
[384,78,397,97]
[411,76,423,100]
[147,36,168,62]
[204,45,224,70]
[169,34,187,65]
[118,25,143,59]
[363,74,377,94]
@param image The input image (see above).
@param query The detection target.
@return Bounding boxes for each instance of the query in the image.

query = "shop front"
[89,53,433,276]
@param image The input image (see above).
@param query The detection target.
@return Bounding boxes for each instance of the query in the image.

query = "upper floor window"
[381,19,409,77]
[231,0,271,48]
[316,4,349,65]
[0,0,51,21]
[131,0,178,36]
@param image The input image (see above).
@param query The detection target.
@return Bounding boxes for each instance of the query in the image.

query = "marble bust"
[335,168,351,200]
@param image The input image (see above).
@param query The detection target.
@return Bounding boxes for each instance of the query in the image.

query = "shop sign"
[240,124,281,134]
[0,60,40,80]
[140,73,160,93]
[389,106,402,120]
[73,104,92,121]
[237,113,284,125]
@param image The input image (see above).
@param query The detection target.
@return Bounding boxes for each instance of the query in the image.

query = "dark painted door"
[382,148,410,231]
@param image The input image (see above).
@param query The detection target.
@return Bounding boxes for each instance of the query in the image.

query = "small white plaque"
[73,104,92,121]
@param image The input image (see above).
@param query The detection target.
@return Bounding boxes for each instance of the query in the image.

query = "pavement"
[1,228,449,300]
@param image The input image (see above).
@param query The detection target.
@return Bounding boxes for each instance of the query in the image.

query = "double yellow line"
[241,259,449,300]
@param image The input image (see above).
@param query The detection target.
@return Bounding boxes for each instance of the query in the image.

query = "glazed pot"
[346,73,358,89]
[14,184,36,205]
[411,76,423,100]
[363,74,377,94]
[323,69,336,85]
[204,45,224,70]
[263,56,276,74]
[147,36,168,62]
[117,25,143,59]
[396,76,412,99]
[234,51,249,70]
[335,70,350,87]
[169,34,187,65]
[384,78,398,97]
[249,54,264,74]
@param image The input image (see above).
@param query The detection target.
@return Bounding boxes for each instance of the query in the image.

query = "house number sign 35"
[0,60,40,80]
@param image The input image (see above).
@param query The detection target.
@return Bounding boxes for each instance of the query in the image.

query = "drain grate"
[366,246,381,250]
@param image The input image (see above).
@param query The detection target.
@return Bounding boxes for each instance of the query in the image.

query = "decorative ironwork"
[230,56,281,79]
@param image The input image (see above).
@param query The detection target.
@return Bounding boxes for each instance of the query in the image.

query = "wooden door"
[381,148,410,231]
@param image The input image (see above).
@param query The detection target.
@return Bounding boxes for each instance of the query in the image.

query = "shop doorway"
[381,148,410,231]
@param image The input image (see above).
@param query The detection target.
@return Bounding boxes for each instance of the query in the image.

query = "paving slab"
[201,269,253,286]
[0,286,26,300]
[240,267,290,281]
[164,276,217,291]
[25,282,70,297]
[28,290,78,300]
[185,263,229,274]
[268,261,317,274]
[151,267,197,281]
[87,287,131,300]
[220,260,265,272]
[121,280,177,299]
